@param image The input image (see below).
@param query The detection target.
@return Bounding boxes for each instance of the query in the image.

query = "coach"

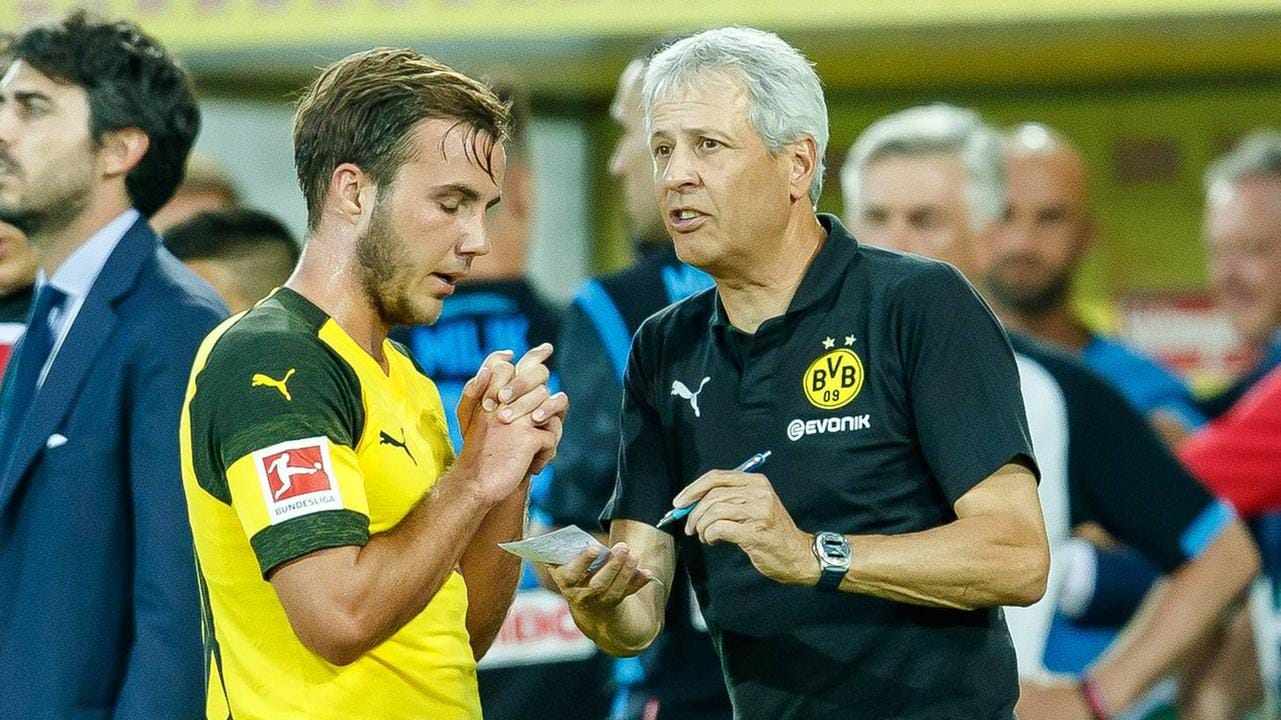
[550,27,1049,720]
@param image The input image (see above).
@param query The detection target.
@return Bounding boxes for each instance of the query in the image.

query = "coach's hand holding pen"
[656,451,772,529]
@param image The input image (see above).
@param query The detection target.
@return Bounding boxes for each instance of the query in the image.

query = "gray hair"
[642,27,829,204]
[841,104,1006,233]
[1204,129,1281,206]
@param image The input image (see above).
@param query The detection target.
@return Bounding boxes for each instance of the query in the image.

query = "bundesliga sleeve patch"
[253,436,344,524]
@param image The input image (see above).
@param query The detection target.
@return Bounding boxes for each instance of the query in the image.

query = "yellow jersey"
[180,287,480,720]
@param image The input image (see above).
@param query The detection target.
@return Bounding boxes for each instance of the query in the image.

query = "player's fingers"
[457,366,492,424]
[532,392,569,426]
[688,494,750,537]
[681,486,731,536]
[513,343,554,374]
[498,385,550,424]
[483,360,517,412]
[529,425,560,475]
[497,361,551,406]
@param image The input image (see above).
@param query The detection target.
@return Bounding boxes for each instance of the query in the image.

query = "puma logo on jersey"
[252,368,295,401]
[671,377,711,418]
[379,429,416,464]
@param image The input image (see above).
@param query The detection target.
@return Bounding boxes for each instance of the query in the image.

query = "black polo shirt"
[606,214,1038,720]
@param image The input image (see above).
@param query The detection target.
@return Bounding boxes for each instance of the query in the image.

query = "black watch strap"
[816,566,845,591]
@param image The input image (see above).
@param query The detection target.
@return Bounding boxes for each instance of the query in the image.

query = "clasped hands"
[454,344,568,505]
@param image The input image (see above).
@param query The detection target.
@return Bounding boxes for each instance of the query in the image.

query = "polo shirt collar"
[710,212,859,330]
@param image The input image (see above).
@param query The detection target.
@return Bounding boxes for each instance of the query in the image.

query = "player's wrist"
[441,456,505,510]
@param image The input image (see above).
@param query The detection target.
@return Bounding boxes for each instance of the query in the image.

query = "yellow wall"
[593,79,1281,323]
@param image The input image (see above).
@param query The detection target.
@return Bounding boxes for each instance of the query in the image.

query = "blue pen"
[656,450,772,529]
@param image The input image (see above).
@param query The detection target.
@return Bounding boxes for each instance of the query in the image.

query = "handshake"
[452,344,568,506]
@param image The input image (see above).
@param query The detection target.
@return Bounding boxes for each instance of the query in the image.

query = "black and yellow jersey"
[179,287,479,720]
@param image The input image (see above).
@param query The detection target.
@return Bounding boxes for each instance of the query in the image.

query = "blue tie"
[0,285,67,467]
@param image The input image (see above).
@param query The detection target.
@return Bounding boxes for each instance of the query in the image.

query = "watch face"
[817,533,850,562]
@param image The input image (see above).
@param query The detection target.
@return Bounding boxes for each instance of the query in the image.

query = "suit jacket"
[0,218,227,720]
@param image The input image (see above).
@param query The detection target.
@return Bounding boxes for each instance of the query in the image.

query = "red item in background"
[0,322,25,379]
[1181,365,1281,518]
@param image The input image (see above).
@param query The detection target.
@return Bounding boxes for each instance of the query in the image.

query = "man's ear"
[328,163,378,233]
[97,127,150,179]
[788,136,819,204]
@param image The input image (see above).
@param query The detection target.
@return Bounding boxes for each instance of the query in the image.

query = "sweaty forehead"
[404,118,505,191]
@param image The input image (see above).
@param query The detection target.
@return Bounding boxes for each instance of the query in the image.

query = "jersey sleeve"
[1057,355,1226,573]
[1180,367,1281,519]
[191,329,370,576]
[892,262,1039,503]
[602,316,680,532]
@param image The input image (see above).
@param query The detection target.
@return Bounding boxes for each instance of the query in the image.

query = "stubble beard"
[356,205,435,328]
[984,261,1074,317]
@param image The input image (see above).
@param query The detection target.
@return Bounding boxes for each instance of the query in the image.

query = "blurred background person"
[992,123,1205,441]
[0,220,35,377]
[989,121,1223,712]
[0,12,226,717]
[842,103,1260,720]
[392,80,614,720]
[1197,130,1281,419]
[149,152,240,232]
[547,41,729,720]
[163,207,299,313]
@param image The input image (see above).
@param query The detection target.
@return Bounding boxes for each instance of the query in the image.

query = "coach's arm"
[548,520,674,657]
[675,461,1049,610]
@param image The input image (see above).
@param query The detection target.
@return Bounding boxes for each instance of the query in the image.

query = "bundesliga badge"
[803,335,864,410]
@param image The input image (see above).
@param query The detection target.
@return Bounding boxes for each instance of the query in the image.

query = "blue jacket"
[0,218,226,720]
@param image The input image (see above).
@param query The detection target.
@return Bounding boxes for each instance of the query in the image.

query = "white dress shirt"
[34,208,140,389]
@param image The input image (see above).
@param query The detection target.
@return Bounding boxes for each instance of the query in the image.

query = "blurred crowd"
[2,10,1281,720]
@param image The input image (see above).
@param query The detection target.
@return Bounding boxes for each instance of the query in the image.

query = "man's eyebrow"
[11,90,52,104]
[433,183,500,209]
[432,183,481,202]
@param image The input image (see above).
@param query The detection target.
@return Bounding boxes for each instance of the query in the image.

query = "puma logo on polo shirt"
[671,377,711,417]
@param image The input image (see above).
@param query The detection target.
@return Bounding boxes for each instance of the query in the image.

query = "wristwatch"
[812,531,851,591]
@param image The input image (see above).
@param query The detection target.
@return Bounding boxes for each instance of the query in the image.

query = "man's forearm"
[1088,521,1260,713]
[840,513,1048,610]
[282,464,498,663]
[459,476,531,659]
[568,582,666,657]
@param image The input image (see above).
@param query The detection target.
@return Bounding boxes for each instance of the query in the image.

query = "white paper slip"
[499,525,609,568]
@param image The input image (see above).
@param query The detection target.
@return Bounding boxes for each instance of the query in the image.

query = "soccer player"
[393,81,613,720]
[180,49,567,719]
